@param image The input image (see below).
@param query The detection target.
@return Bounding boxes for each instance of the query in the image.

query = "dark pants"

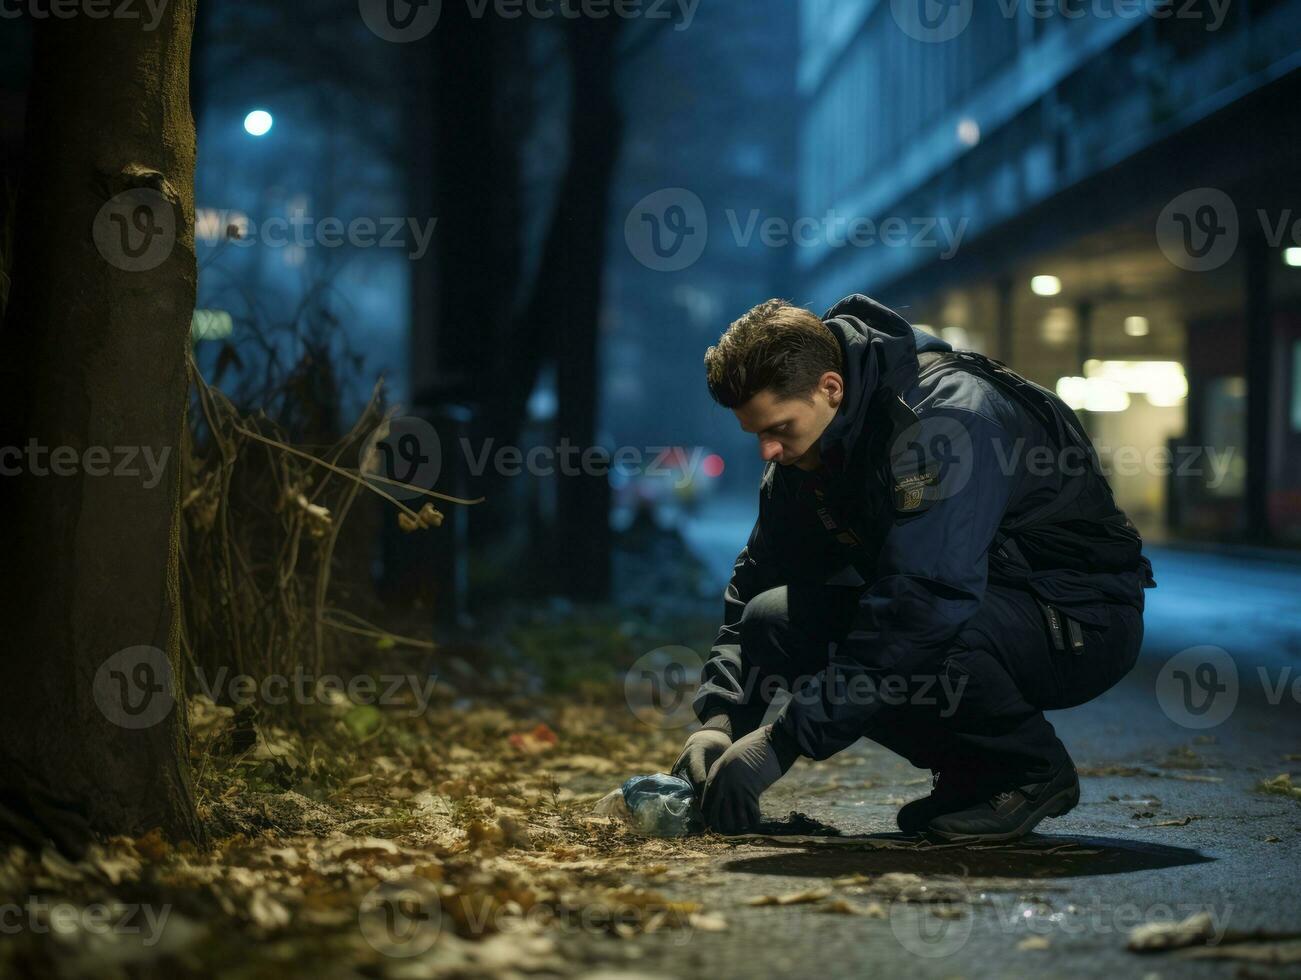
[731,582,1144,786]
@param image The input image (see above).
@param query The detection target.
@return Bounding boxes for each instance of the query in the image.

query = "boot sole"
[923,782,1080,844]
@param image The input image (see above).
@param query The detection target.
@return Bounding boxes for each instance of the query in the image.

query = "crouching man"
[671,295,1155,842]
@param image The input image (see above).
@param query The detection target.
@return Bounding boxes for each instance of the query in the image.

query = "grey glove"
[701,723,801,835]
[671,728,732,794]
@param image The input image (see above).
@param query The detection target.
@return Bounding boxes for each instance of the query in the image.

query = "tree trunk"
[0,4,203,853]
[531,17,623,601]
[460,18,623,601]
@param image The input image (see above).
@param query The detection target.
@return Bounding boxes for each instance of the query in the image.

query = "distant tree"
[0,3,204,852]
[453,13,667,601]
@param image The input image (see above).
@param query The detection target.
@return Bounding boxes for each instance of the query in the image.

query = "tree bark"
[0,4,203,852]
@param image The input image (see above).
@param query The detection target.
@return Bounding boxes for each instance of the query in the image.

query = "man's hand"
[701,724,799,834]
[671,728,732,795]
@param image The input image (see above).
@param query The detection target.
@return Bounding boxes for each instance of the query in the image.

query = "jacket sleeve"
[773,408,1019,760]
[690,507,785,738]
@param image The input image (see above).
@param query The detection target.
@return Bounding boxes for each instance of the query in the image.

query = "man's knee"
[738,586,791,669]
[935,647,1036,724]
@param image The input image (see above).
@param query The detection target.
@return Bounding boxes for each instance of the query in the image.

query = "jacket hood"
[816,294,951,466]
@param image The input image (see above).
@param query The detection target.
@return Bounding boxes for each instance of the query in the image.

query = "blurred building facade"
[799,0,1301,545]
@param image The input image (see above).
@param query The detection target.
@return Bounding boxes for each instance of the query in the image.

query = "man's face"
[733,373,844,471]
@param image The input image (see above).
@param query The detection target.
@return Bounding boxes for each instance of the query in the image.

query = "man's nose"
[759,439,782,461]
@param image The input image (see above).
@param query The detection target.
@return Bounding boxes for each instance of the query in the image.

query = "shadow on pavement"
[720,832,1213,880]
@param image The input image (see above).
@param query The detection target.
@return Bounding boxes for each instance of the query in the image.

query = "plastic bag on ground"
[609,772,705,838]
[592,786,630,820]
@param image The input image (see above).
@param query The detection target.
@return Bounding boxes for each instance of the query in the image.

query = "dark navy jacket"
[692,294,1155,761]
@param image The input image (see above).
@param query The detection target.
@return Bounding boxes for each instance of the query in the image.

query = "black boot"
[925,764,1080,842]
[896,769,986,834]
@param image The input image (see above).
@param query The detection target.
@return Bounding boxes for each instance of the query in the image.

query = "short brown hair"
[703,299,842,408]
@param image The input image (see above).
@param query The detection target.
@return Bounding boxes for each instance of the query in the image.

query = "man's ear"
[822,371,844,406]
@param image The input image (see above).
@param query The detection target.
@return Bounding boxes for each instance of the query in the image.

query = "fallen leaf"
[1150,815,1199,827]
[929,904,966,920]
[1128,911,1216,951]
[509,722,560,754]
[1183,940,1301,964]
[342,704,383,741]
[1257,774,1301,800]
[688,911,728,931]
[817,898,863,915]
[832,873,873,887]
[746,888,831,906]
[248,889,291,930]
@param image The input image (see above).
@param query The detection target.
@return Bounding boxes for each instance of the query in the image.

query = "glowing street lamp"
[1031,275,1062,297]
[244,109,274,137]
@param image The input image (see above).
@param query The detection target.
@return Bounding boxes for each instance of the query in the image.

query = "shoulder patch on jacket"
[892,466,940,513]
[885,399,977,516]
